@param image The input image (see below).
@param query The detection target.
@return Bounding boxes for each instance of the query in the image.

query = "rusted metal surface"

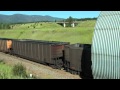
[6,40,12,49]
[64,43,92,78]
[0,38,13,53]
[12,39,69,68]
[64,44,83,72]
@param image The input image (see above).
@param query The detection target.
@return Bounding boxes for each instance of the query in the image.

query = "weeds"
[0,72,8,79]
[0,60,5,64]
[0,62,37,79]
[12,63,27,77]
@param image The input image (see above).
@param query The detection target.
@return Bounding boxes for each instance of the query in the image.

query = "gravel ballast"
[0,52,81,79]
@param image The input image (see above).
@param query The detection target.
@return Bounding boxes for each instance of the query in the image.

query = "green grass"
[0,20,96,44]
[0,60,36,79]
[12,63,27,77]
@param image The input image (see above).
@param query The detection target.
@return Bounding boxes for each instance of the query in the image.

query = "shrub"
[0,60,5,64]
[12,63,27,77]
[0,72,7,79]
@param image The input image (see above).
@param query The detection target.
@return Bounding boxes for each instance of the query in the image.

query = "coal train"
[0,38,93,79]
[1,11,119,79]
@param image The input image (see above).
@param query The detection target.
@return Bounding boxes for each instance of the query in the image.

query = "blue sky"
[0,11,100,19]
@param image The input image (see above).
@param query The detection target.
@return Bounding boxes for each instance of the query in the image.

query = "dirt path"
[0,52,81,79]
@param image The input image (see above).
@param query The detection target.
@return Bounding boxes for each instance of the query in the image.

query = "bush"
[0,60,5,64]
[0,72,7,79]
[12,63,27,77]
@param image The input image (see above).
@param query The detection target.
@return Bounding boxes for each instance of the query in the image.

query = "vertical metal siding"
[92,11,120,79]
[64,44,83,72]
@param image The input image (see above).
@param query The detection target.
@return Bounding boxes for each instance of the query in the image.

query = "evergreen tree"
[66,16,74,27]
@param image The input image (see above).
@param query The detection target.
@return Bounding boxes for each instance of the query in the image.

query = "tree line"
[75,17,97,21]
[65,16,97,22]
[0,23,11,29]
[61,16,97,27]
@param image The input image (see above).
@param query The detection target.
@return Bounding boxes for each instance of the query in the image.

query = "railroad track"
[0,52,81,79]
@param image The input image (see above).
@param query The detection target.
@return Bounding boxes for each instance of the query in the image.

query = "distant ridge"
[0,14,64,23]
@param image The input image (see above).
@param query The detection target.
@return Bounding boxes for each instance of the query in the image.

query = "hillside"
[0,14,64,23]
[0,20,96,44]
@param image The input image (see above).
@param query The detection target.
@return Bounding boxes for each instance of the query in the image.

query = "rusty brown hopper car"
[0,38,12,53]
[64,43,92,78]
[12,39,69,69]
[64,43,84,74]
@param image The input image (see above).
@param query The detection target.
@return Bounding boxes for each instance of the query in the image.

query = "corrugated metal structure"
[92,11,120,79]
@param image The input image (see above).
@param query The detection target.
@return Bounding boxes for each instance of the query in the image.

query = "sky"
[0,11,100,19]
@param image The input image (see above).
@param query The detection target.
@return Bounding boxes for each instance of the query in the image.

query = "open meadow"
[0,20,96,44]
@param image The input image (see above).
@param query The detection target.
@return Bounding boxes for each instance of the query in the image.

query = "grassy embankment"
[0,20,96,79]
[0,20,96,44]
[0,60,35,79]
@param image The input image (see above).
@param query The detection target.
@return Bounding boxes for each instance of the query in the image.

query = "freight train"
[1,11,118,79]
[0,38,92,79]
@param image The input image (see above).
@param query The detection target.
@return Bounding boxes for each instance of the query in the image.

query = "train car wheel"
[55,59,63,69]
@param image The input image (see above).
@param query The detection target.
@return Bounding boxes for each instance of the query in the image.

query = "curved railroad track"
[0,52,81,79]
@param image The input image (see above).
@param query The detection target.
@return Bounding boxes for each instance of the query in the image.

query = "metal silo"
[91,11,120,79]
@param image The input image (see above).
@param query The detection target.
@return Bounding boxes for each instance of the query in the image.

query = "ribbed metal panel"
[92,11,120,79]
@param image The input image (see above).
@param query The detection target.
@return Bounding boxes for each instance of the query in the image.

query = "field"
[0,20,96,44]
[0,60,34,79]
[0,20,96,79]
